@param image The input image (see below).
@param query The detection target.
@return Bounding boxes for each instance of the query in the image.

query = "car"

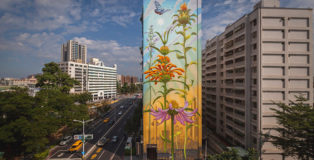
[124,137,132,150]
[111,136,119,143]
[103,118,110,123]
[118,111,122,116]
[120,105,124,109]
[97,137,108,146]
[59,136,72,146]
[69,140,83,153]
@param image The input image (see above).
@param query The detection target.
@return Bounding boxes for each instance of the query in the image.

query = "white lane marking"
[57,153,64,157]
[109,137,125,160]
[85,100,135,159]
[47,149,67,159]
[97,149,107,160]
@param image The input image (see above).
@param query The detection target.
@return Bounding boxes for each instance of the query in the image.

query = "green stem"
[182,24,188,160]
[148,46,153,144]
[171,115,174,160]
[163,81,167,152]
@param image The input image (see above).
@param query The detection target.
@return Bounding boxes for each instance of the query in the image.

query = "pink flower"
[150,107,170,125]
[150,101,198,126]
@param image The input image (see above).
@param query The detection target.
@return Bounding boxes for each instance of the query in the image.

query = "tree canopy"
[36,62,79,93]
[268,96,314,159]
[0,62,89,159]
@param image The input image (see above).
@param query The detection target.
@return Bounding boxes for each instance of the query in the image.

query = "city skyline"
[0,0,313,78]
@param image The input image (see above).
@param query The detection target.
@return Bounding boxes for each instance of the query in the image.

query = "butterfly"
[154,1,170,15]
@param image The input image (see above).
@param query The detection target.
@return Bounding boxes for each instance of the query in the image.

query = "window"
[252,19,257,26]
[225,31,233,38]
[252,31,257,39]
[252,43,257,50]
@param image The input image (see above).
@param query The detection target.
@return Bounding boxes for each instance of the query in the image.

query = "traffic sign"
[74,134,93,140]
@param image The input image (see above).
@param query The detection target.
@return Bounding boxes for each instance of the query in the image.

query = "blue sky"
[0,0,313,78]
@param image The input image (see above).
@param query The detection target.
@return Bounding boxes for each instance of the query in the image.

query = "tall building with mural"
[143,0,202,159]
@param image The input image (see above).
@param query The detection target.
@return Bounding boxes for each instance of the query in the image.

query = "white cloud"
[0,32,64,59]
[202,0,257,47]
[73,37,141,75]
[0,0,81,32]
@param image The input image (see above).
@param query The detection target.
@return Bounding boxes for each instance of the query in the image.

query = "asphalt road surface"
[48,98,139,160]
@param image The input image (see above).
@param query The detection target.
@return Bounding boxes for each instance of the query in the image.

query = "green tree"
[207,148,241,160]
[72,92,92,104]
[267,96,314,159]
[36,62,79,93]
[0,88,51,158]
[130,83,137,93]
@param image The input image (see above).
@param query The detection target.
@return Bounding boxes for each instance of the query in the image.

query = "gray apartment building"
[202,0,313,159]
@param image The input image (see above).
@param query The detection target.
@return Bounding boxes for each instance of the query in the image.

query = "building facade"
[87,58,117,101]
[61,40,87,64]
[121,75,138,86]
[59,59,117,101]
[202,0,313,159]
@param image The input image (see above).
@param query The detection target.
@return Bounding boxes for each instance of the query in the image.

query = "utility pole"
[73,118,94,159]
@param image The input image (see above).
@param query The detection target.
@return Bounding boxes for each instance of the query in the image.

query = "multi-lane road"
[48,97,139,160]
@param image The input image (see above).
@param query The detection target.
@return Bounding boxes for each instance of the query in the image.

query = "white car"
[120,105,124,109]
[97,137,108,146]
[59,136,72,146]
[118,111,122,116]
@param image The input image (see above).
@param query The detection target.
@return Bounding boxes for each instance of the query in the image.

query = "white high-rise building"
[87,58,117,101]
[61,40,87,64]
[202,0,313,159]
[60,40,117,101]
[59,60,117,101]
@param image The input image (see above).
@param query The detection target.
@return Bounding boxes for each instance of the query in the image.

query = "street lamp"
[73,118,94,159]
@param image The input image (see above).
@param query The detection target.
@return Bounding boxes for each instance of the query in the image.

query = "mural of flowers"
[144,55,184,84]
[150,102,198,159]
[143,0,201,159]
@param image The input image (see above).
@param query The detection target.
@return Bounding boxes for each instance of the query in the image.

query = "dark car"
[111,136,119,143]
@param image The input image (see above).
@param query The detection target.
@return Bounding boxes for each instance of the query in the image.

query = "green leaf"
[160,134,171,143]
[171,80,190,90]
[173,42,181,45]
[174,131,182,137]
[169,50,182,54]
[176,53,185,59]
[158,101,164,109]
[191,32,197,36]
[166,88,175,95]
[176,31,185,37]
[186,34,191,40]
[152,96,162,105]
[176,89,187,95]
[143,109,151,113]
[189,61,197,65]
[185,47,192,52]
[190,80,194,86]
[151,46,162,54]
[187,124,193,130]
